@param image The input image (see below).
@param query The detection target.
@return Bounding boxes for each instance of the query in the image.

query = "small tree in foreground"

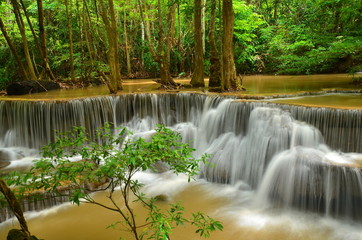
[7,124,222,240]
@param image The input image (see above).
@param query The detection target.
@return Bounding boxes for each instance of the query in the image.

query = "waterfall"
[0,93,362,222]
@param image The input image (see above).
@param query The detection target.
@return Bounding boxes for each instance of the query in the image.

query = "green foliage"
[0,0,361,85]
[233,2,266,73]
[6,124,222,240]
[253,0,362,74]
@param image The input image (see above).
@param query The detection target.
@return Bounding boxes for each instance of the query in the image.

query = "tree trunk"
[0,17,29,81]
[123,7,132,76]
[19,0,55,81]
[36,0,55,81]
[190,0,205,87]
[65,0,75,82]
[0,178,32,239]
[164,2,177,84]
[99,0,122,93]
[221,0,241,90]
[273,0,279,23]
[208,0,221,88]
[137,0,176,86]
[202,0,206,54]
[10,0,37,81]
[82,0,96,65]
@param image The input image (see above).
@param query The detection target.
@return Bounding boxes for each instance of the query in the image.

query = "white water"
[1,94,362,238]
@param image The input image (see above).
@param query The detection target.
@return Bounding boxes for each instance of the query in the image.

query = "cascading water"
[0,93,362,228]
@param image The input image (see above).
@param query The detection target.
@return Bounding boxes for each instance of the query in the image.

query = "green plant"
[7,124,222,240]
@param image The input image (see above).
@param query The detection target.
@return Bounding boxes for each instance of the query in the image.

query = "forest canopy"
[0,0,361,90]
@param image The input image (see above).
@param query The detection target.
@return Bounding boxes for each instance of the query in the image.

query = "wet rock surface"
[6,81,60,95]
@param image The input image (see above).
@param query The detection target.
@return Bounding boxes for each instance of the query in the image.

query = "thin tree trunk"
[273,0,279,23]
[0,17,28,81]
[82,0,95,64]
[137,0,176,86]
[123,7,132,75]
[208,0,221,88]
[0,178,32,239]
[190,0,205,87]
[65,0,75,81]
[20,0,55,81]
[10,0,37,80]
[99,0,122,93]
[165,2,176,79]
[108,0,122,90]
[141,21,145,68]
[36,0,56,80]
[19,0,41,56]
[221,0,241,90]
[202,0,206,54]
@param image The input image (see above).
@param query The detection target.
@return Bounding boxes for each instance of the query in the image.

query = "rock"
[0,160,10,168]
[6,81,60,95]
[154,194,170,202]
[152,161,169,173]
[7,229,39,240]
[0,149,22,161]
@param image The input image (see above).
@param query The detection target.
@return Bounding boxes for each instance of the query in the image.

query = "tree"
[122,3,132,76]
[137,0,178,86]
[0,178,36,240]
[99,0,122,93]
[208,0,221,88]
[0,17,29,81]
[190,0,205,88]
[36,0,56,80]
[10,0,37,80]
[221,0,242,91]
[8,124,223,240]
[65,0,75,82]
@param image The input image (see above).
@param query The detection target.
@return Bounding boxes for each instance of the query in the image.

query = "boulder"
[0,160,10,168]
[7,229,39,240]
[6,81,60,95]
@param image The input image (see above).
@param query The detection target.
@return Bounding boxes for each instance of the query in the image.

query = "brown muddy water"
[1,74,361,107]
[0,173,356,240]
[1,74,362,239]
[266,93,362,109]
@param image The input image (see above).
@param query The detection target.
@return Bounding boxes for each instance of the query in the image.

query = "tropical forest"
[0,0,361,240]
[0,0,361,91]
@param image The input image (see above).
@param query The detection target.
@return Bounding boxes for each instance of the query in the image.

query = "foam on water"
[1,94,362,236]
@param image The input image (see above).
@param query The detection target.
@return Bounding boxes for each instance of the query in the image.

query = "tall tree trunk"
[221,0,241,90]
[82,0,96,65]
[190,0,205,87]
[65,0,75,82]
[0,178,32,239]
[137,0,176,86]
[273,0,279,23]
[208,0,221,88]
[0,17,29,81]
[19,0,55,81]
[165,2,176,80]
[202,0,206,54]
[123,7,132,76]
[36,0,55,81]
[10,0,37,80]
[99,0,122,93]
[140,21,145,68]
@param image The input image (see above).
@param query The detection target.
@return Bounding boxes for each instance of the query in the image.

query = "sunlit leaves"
[6,123,222,239]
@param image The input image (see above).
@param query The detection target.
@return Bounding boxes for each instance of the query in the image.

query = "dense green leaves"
[6,124,221,239]
[0,0,361,90]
